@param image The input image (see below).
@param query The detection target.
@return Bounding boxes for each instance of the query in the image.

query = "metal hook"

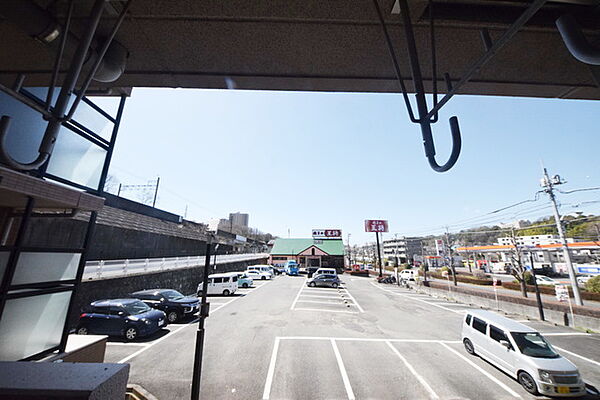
[556,14,600,66]
[0,115,61,170]
[420,116,462,173]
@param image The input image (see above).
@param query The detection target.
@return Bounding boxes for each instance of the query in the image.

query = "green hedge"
[428,271,496,286]
[502,281,600,302]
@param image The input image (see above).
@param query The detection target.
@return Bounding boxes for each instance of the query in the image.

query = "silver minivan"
[462,310,586,397]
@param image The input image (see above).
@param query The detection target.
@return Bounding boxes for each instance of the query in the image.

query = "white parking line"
[371,282,462,314]
[331,339,356,400]
[290,279,306,310]
[440,343,521,398]
[554,346,600,367]
[278,336,461,344]
[385,341,439,399]
[299,294,347,299]
[340,287,364,313]
[262,337,280,400]
[296,300,355,305]
[118,282,269,364]
[294,307,359,314]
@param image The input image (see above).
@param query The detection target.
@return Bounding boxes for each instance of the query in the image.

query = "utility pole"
[152,176,160,208]
[347,233,352,266]
[529,251,545,321]
[376,232,383,277]
[541,168,583,306]
[394,233,400,267]
[445,228,457,286]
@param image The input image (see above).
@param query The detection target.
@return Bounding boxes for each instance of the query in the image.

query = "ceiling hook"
[421,116,462,173]
[556,14,600,66]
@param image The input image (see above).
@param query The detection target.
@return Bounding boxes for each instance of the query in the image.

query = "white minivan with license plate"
[197,273,238,296]
[462,310,585,397]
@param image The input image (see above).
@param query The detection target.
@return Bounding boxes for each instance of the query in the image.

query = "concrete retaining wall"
[417,282,600,332]
[69,257,268,327]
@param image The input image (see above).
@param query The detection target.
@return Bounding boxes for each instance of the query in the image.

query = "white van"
[197,273,238,296]
[399,269,418,281]
[314,268,337,276]
[462,310,585,397]
[247,265,274,278]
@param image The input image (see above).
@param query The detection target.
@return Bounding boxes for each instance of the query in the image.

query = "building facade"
[382,237,422,265]
[269,238,345,271]
[229,212,249,227]
[496,234,574,247]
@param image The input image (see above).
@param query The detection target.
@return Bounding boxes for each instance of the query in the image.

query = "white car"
[197,273,238,296]
[462,310,585,397]
[576,275,593,285]
[535,276,557,286]
[246,270,271,281]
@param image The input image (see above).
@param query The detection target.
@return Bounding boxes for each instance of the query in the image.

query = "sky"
[93,88,600,245]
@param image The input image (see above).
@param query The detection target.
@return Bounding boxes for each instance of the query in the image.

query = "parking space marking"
[339,285,364,313]
[118,280,270,364]
[278,336,461,344]
[290,279,307,310]
[294,307,359,314]
[554,346,600,367]
[296,299,354,305]
[331,339,356,400]
[262,337,280,400]
[440,343,521,398]
[370,282,463,314]
[299,294,345,299]
[385,341,439,399]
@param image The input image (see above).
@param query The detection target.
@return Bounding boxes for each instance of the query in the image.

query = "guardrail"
[83,253,270,280]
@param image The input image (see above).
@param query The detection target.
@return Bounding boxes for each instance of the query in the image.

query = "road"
[103,275,600,399]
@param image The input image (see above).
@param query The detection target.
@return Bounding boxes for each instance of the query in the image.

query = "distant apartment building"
[383,237,422,264]
[229,212,249,227]
[496,234,574,247]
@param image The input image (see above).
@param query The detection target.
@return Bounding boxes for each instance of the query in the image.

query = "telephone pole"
[541,168,583,306]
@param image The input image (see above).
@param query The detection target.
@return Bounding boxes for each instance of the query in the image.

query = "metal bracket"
[372,0,549,172]
[0,0,133,172]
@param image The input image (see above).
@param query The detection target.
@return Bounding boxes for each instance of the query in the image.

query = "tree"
[445,231,458,286]
[103,174,119,194]
[507,228,528,297]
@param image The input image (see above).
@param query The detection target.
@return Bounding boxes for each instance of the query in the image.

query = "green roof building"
[269,238,345,270]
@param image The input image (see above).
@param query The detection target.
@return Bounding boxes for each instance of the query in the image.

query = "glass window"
[490,325,509,342]
[511,332,560,358]
[472,317,487,334]
[232,276,238,282]
[46,126,106,189]
[11,252,81,285]
[213,277,223,283]
[0,291,71,360]
[161,290,184,301]
[92,306,110,315]
[0,251,9,284]
[465,314,472,325]
[121,301,152,315]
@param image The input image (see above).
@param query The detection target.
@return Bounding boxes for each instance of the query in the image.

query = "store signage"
[235,235,247,243]
[312,229,342,238]
[364,220,388,233]
[577,266,600,274]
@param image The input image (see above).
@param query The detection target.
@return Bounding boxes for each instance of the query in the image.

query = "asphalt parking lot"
[104,275,600,399]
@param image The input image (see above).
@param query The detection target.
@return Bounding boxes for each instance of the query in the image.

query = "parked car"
[235,272,254,288]
[247,265,274,278]
[197,273,238,296]
[576,275,593,285]
[315,268,337,276]
[246,269,271,281]
[307,274,341,288]
[307,267,319,278]
[77,299,166,341]
[462,310,585,397]
[400,269,418,281]
[130,289,199,323]
[535,275,557,286]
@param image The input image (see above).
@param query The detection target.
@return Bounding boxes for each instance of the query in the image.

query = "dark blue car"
[77,299,166,341]
[130,289,199,323]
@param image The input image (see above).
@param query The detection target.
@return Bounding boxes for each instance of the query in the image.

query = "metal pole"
[529,252,545,321]
[376,232,383,277]
[117,183,122,197]
[152,177,160,208]
[191,238,213,400]
[542,168,583,305]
